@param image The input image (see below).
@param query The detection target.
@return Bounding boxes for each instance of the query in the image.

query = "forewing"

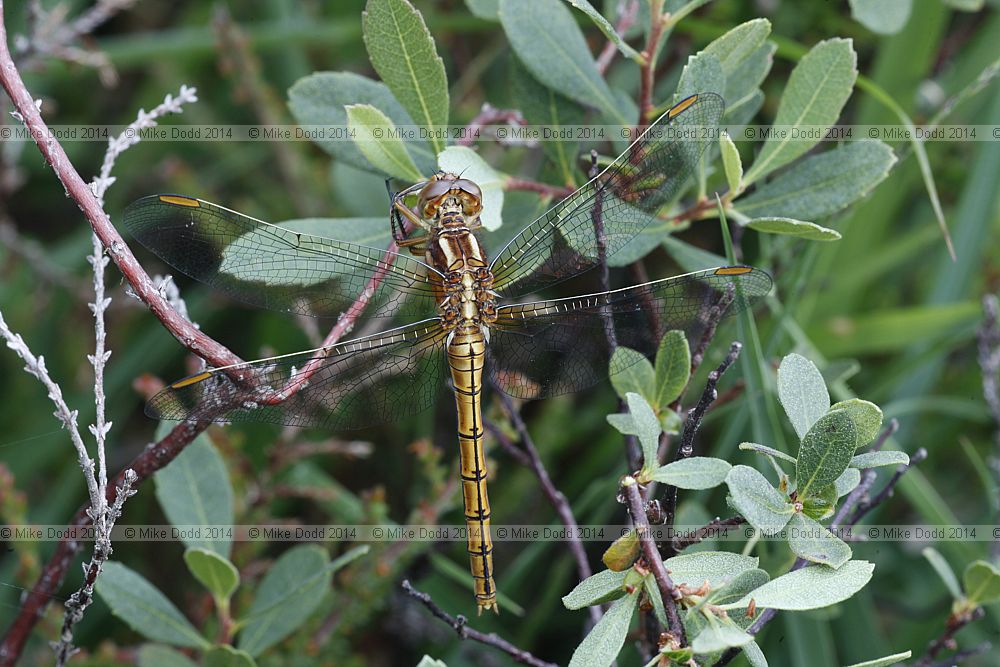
[148,319,448,429]
[122,195,440,319]
[489,93,724,298]
[488,267,771,399]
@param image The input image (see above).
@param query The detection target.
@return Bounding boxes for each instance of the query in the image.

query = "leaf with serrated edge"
[362,0,449,154]
[964,560,1000,606]
[745,217,841,242]
[744,39,858,183]
[777,353,831,440]
[729,560,874,610]
[347,104,423,181]
[567,589,640,667]
[796,410,857,499]
[832,398,884,449]
[652,457,731,490]
[850,451,908,469]
[562,568,629,609]
[787,513,852,568]
[438,146,504,230]
[654,331,690,408]
[725,465,794,535]
[610,347,655,403]
[922,547,963,600]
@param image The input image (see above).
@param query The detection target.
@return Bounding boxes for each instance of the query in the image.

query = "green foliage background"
[1,0,999,665]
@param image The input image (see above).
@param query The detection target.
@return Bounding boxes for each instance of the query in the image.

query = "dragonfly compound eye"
[418,177,456,217]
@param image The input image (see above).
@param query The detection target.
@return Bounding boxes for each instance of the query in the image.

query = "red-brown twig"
[502,176,575,199]
[402,580,557,667]
[637,0,665,127]
[596,0,640,75]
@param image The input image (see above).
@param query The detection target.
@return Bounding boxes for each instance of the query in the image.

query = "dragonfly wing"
[489,93,724,298]
[122,195,440,320]
[148,319,449,430]
[488,267,771,399]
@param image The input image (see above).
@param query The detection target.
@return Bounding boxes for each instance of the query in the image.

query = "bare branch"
[596,0,640,75]
[914,607,986,667]
[458,103,528,147]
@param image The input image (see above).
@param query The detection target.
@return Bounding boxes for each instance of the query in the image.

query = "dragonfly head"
[418,172,483,219]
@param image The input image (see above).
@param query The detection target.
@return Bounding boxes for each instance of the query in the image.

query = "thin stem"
[914,607,986,667]
[402,580,558,667]
[502,175,575,199]
[595,0,640,75]
[671,516,745,552]
[637,0,665,126]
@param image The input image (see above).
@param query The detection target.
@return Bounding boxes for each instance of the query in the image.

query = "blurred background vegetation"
[1,0,1000,665]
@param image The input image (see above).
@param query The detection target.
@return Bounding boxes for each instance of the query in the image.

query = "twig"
[493,389,600,626]
[671,516,745,552]
[621,478,685,644]
[402,580,558,667]
[688,290,736,380]
[458,104,527,147]
[924,640,991,667]
[637,0,666,127]
[502,176,575,199]
[914,607,986,667]
[978,294,1000,558]
[847,447,927,527]
[596,0,640,75]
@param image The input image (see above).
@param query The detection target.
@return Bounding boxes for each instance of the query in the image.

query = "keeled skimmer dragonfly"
[122,93,771,613]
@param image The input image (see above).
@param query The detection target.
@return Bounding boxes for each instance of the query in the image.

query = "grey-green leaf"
[676,52,724,103]
[438,146,504,230]
[347,104,423,181]
[184,548,239,602]
[652,457,731,489]
[733,560,875,610]
[499,0,622,123]
[744,38,858,183]
[642,574,669,627]
[831,398,884,449]
[154,423,233,558]
[610,347,655,403]
[702,18,772,106]
[288,72,434,174]
[742,641,769,667]
[654,330,691,408]
[834,467,861,497]
[849,0,912,34]
[627,392,661,472]
[777,353,831,440]
[787,513,852,568]
[561,0,642,61]
[850,451,909,469]
[362,0,449,154]
[922,547,963,600]
[843,651,913,667]
[567,589,640,667]
[964,560,1000,606]
[942,0,984,9]
[692,618,753,653]
[137,645,199,667]
[665,551,759,588]
[739,442,797,464]
[96,562,209,649]
[416,657,449,667]
[707,568,770,605]
[725,465,794,535]
[745,217,841,241]
[562,568,629,609]
[465,0,499,19]
[203,646,257,667]
[720,131,743,193]
[796,410,857,499]
[737,141,897,221]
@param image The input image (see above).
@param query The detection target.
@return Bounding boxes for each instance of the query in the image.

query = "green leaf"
[942,0,984,8]
[652,457,731,489]
[834,468,861,498]
[362,0,449,154]
[279,218,390,247]
[237,545,367,656]
[964,560,1000,605]
[561,0,641,61]
[742,641,769,667]
[417,657,449,667]
[796,410,857,499]
[562,568,628,609]
[609,347,655,403]
[288,71,435,174]
[725,465,794,535]
[498,0,623,123]
[850,451,909,469]
[154,424,233,558]
[438,146,504,230]
[567,589,640,667]
[922,547,963,600]
[654,330,691,408]
[465,0,499,19]
[739,442,797,465]
[676,52,724,102]
[787,513,852,568]
[731,560,875,610]
[137,645,199,667]
[96,562,209,649]
[777,353,831,440]
[702,18,772,107]
[184,548,239,603]
[509,57,584,186]
[831,399,884,449]
[610,393,661,473]
[843,651,913,667]
[664,551,759,588]
[642,574,669,628]
[707,568,770,605]
[849,0,912,34]
[203,646,257,667]
[801,483,838,520]
[744,38,858,183]
[720,131,743,193]
[745,217,841,242]
[692,618,753,653]
[602,529,640,571]
[346,104,423,182]
[737,140,897,221]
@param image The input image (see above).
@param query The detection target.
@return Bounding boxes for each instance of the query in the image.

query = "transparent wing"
[147,319,448,429]
[489,93,724,298]
[122,195,441,319]
[488,267,771,399]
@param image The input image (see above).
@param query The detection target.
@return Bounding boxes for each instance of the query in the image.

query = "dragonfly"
[122,92,771,614]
